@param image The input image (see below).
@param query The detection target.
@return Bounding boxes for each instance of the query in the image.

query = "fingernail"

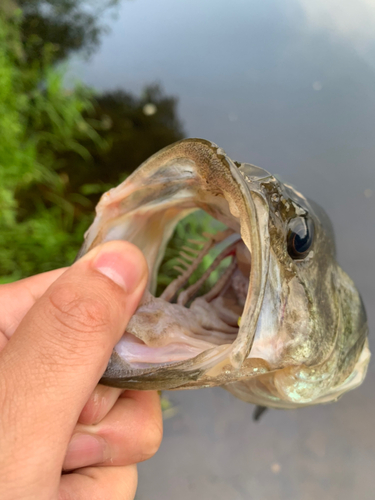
[63,433,108,471]
[93,246,146,293]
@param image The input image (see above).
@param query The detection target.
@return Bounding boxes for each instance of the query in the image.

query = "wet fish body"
[78,139,370,409]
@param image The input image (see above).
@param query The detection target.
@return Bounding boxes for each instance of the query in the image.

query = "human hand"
[0,241,163,500]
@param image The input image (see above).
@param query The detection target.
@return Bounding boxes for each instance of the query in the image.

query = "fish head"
[228,167,370,407]
[77,138,370,408]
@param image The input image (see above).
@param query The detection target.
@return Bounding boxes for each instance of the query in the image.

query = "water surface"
[72,1,375,498]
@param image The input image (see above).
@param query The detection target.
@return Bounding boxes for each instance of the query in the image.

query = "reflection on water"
[68,1,375,499]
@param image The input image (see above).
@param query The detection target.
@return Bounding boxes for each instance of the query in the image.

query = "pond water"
[72,1,375,498]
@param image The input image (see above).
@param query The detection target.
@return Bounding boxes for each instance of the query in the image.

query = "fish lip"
[226,157,269,368]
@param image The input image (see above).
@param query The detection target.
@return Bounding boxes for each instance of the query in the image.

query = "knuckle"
[139,415,163,460]
[47,286,112,339]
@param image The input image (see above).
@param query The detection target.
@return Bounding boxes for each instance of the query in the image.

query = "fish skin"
[78,138,370,409]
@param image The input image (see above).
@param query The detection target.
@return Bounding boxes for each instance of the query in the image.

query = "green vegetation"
[0,10,103,282]
[0,4,184,283]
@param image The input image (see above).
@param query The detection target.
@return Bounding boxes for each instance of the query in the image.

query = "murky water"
[72,1,375,498]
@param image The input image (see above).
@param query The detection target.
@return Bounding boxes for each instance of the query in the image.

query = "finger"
[0,241,148,499]
[0,268,67,339]
[59,464,138,500]
[63,391,162,470]
[78,385,124,426]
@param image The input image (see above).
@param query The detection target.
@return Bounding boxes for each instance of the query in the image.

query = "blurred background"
[1,1,374,499]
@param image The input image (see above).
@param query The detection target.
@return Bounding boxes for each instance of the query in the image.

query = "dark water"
[72,1,375,498]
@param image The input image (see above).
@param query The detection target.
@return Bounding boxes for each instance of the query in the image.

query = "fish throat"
[115,211,254,368]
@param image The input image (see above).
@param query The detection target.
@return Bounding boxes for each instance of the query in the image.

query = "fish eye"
[287,217,315,259]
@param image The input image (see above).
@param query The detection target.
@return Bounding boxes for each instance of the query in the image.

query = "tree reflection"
[18,0,120,63]
[64,84,184,194]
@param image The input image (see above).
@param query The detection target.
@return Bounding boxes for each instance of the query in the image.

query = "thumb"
[0,241,148,500]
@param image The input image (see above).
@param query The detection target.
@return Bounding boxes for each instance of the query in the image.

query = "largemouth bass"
[77,138,370,409]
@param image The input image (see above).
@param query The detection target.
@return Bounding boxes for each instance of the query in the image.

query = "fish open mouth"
[78,139,267,387]
[115,224,249,365]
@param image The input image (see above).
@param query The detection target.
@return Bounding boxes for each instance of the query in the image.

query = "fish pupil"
[287,217,314,259]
